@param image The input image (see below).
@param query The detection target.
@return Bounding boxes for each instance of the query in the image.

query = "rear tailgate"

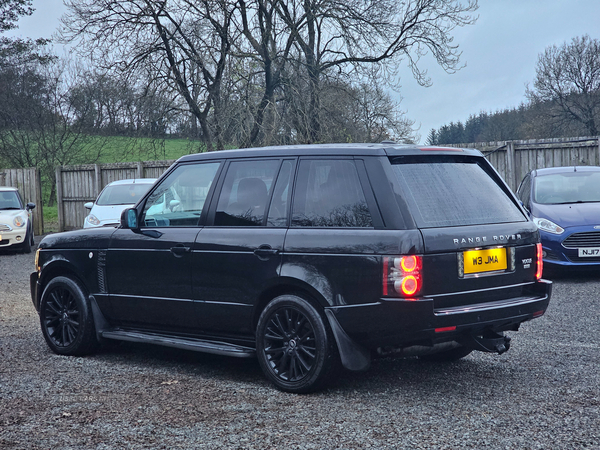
[420,222,542,310]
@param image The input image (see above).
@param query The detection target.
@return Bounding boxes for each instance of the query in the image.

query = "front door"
[105,162,222,332]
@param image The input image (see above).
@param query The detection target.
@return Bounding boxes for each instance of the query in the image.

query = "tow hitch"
[458,331,511,354]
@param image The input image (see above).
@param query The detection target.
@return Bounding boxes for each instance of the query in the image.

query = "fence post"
[505,141,517,191]
[137,161,144,178]
[94,164,101,199]
[56,166,64,232]
[33,168,44,236]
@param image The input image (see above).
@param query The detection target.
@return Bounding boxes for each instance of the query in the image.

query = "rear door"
[282,157,384,307]
[192,158,294,336]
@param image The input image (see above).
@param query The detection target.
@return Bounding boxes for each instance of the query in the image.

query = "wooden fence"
[453,136,600,191]
[0,168,44,236]
[56,160,175,231]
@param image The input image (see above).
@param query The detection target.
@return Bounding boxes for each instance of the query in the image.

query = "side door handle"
[253,245,279,261]
[171,244,191,257]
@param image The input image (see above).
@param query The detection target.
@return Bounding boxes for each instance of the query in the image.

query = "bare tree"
[274,0,478,142]
[0,51,114,204]
[61,0,477,148]
[527,35,600,136]
[61,0,236,151]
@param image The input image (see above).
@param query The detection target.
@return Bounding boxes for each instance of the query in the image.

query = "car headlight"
[533,217,564,235]
[86,214,101,226]
[13,215,26,227]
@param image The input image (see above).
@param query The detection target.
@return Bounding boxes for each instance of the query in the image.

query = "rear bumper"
[327,279,552,349]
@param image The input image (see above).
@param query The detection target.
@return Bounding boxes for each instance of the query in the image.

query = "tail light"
[536,243,543,280]
[383,255,422,298]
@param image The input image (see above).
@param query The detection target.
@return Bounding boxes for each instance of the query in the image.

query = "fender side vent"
[97,251,107,293]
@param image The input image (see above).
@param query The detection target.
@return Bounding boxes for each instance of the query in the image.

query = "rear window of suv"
[391,161,526,228]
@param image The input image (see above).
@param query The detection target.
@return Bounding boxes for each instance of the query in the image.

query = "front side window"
[392,161,526,228]
[517,174,531,209]
[292,159,373,228]
[214,159,280,226]
[142,162,220,227]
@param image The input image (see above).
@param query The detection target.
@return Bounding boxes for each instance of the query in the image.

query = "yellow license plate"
[463,248,507,274]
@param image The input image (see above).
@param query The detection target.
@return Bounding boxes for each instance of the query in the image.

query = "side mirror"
[26,202,36,211]
[84,202,94,210]
[121,208,138,229]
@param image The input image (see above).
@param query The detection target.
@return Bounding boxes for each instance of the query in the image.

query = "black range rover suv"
[31,143,551,393]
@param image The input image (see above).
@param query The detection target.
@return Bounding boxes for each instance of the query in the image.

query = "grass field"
[91,136,207,163]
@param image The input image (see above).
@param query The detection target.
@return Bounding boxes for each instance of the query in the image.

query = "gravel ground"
[1,238,599,449]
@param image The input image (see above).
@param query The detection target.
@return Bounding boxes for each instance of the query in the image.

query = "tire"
[419,346,473,362]
[256,294,340,393]
[39,276,99,356]
[21,226,32,254]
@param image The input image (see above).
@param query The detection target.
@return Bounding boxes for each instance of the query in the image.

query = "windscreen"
[0,191,22,210]
[97,183,153,206]
[533,171,600,204]
[391,161,526,228]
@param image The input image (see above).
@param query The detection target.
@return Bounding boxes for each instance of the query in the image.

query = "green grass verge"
[42,205,59,234]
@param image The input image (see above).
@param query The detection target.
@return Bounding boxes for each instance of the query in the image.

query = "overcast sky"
[7,0,600,143]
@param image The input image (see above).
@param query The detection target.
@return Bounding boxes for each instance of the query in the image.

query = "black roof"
[177,143,482,162]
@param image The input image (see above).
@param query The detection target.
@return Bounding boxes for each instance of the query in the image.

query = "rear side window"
[392,161,525,228]
[214,159,280,226]
[292,159,373,228]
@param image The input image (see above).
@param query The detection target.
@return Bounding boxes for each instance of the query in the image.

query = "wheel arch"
[252,277,329,331]
[38,257,89,300]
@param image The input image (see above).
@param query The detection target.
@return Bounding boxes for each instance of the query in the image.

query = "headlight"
[13,215,26,227]
[533,217,564,235]
[35,248,41,273]
[86,214,101,226]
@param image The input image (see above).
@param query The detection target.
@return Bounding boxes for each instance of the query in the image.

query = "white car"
[84,179,156,228]
[0,186,36,253]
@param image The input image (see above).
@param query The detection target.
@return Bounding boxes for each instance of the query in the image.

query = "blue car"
[516,166,600,268]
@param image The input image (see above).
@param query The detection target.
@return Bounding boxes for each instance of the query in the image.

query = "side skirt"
[100,329,256,358]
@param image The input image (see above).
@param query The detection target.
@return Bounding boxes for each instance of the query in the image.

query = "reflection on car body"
[31,143,551,393]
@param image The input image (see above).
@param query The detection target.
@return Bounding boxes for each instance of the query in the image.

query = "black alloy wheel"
[39,276,98,356]
[256,295,340,393]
